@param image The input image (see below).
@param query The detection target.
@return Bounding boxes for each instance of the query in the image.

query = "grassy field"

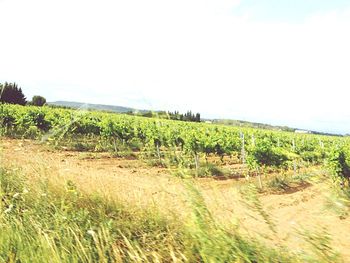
[1,138,350,262]
[0,156,292,262]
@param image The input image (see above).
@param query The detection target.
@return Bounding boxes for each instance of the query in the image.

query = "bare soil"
[1,138,350,261]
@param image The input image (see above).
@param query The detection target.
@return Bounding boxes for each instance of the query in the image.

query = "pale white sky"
[1,0,350,134]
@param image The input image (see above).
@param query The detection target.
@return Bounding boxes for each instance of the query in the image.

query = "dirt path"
[1,138,350,260]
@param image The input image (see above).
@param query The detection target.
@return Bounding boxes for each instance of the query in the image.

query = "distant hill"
[48,101,147,114]
[207,119,341,136]
[206,119,296,132]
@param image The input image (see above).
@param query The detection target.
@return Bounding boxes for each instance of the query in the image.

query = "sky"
[1,0,350,134]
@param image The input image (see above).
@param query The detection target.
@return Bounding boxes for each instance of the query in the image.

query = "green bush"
[327,147,350,185]
[247,138,290,169]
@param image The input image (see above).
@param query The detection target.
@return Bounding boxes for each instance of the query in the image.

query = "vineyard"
[1,104,350,183]
[2,103,350,262]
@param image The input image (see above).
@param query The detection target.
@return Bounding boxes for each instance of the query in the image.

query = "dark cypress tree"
[195,113,201,122]
[0,82,27,105]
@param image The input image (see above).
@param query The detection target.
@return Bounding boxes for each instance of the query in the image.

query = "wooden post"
[194,153,199,177]
[240,132,246,164]
[319,138,324,148]
[156,143,161,163]
[257,166,263,189]
[292,139,297,176]
[113,138,118,152]
[251,134,255,147]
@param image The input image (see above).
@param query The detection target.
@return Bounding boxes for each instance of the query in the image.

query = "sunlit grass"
[0,164,345,262]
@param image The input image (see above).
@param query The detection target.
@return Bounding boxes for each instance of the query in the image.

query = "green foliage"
[327,146,350,184]
[1,104,349,177]
[0,168,182,262]
[135,110,201,123]
[195,163,226,177]
[247,138,290,169]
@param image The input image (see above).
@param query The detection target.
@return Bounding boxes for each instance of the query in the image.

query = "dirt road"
[1,138,349,260]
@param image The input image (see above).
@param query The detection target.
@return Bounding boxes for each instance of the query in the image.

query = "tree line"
[0,82,46,106]
[129,110,201,123]
[0,82,202,123]
[167,110,201,122]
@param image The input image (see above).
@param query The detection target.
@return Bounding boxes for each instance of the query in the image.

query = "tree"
[0,82,27,105]
[31,95,46,106]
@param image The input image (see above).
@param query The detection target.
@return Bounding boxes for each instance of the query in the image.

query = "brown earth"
[1,138,350,261]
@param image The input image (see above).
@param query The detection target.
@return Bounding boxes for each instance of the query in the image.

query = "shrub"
[327,147,350,186]
[247,138,290,169]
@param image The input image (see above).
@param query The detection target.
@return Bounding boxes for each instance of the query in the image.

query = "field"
[1,104,350,262]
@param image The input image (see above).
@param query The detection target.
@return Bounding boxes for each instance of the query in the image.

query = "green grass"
[0,168,183,262]
[0,167,343,262]
[267,174,292,192]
